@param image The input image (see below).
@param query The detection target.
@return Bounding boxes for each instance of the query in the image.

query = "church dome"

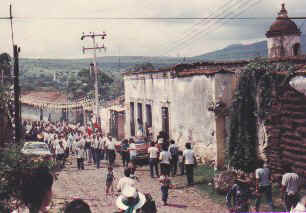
[266,4,301,38]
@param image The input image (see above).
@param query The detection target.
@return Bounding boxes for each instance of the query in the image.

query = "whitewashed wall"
[124,73,236,162]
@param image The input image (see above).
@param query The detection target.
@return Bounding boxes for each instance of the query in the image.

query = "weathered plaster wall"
[267,35,301,58]
[214,73,235,168]
[170,75,216,162]
[124,72,235,165]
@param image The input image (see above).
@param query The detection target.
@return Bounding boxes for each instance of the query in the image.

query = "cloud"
[0,0,305,58]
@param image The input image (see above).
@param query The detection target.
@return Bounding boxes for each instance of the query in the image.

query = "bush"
[213,170,236,195]
[0,144,57,212]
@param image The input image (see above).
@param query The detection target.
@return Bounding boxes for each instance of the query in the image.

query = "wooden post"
[13,45,21,143]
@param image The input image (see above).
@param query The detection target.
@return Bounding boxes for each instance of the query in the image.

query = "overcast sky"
[0,0,305,58]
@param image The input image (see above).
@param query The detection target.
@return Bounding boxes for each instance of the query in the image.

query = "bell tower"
[266,4,301,58]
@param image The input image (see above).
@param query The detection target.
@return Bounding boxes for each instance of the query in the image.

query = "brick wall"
[263,84,306,177]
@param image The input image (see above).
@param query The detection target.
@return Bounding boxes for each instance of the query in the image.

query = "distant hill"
[20,56,184,74]
[193,34,306,61]
[18,34,306,99]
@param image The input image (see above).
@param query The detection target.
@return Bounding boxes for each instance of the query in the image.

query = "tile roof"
[176,68,236,77]
[123,56,306,77]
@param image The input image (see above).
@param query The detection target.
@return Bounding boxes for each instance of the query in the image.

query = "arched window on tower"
[293,43,300,56]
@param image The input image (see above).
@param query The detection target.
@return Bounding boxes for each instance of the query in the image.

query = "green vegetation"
[0,144,58,212]
[0,53,14,145]
[193,166,226,204]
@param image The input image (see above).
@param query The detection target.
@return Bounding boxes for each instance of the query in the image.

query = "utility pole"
[81,32,107,125]
[13,45,21,143]
[9,5,21,144]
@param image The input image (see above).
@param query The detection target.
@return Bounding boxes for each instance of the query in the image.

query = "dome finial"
[278,3,288,17]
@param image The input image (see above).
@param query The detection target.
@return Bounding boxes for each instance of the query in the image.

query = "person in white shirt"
[117,168,136,192]
[99,135,106,161]
[94,135,102,169]
[106,135,116,166]
[67,133,74,153]
[55,141,65,168]
[159,143,171,176]
[76,144,85,170]
[255,159,274,212]
[183,143,196,186]
[128,139,137,168]
[281,164,301,212]
[148,142,159,178]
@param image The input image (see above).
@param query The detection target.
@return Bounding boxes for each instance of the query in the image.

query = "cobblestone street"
[52,156,227,213]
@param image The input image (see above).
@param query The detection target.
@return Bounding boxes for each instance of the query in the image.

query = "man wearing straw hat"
[116,185,146,213]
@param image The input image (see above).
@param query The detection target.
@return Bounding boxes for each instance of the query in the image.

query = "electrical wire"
[161,0,254,56]
[158,0,248,56]
[163,0,264,56]
[12,16,272,20]
[156,0,241,56]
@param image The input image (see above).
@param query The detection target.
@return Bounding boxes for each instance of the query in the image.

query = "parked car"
[134,137,151,162]
[21,141,53,162]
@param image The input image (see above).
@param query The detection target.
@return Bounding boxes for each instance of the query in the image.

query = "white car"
[21,141,52,161]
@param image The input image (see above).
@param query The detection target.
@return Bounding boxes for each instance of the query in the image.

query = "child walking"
[105,166,115,195]
[178,150,184,176]
[159,174,174,206]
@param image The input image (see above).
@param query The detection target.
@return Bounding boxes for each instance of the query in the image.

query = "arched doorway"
[293,43,300,56]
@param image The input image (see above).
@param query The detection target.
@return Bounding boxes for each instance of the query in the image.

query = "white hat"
[116,186,146,212]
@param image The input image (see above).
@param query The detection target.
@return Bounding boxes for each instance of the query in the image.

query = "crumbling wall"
[262,83,306,176]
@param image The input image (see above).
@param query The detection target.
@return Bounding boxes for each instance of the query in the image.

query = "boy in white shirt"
[183,143,196,186]
[148,142,159,178]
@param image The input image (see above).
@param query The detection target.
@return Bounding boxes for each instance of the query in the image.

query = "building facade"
[124,62,246,168]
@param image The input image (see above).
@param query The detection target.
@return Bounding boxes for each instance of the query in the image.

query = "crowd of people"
[226,160,306,213]
[19,120,199,212]
[19,120,305,213]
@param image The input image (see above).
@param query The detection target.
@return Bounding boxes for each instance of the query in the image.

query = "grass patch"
[193,165,226,205]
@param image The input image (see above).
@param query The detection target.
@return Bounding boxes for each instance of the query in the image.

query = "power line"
[162,0,257,56]
[164,0,264,56]
[159,0,247,56]
[0,16,275,20]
